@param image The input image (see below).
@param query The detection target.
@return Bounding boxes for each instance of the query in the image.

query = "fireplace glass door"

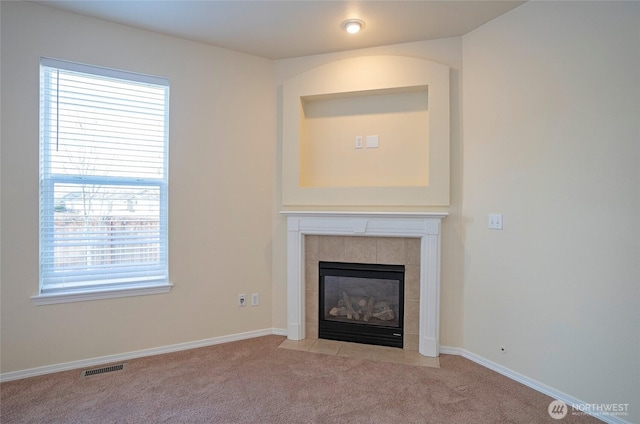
[319,261,404,348]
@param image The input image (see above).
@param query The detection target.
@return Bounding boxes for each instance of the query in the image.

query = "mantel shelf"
[280,211,449,219]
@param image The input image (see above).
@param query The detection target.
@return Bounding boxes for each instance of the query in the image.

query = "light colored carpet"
[1,335,599,423]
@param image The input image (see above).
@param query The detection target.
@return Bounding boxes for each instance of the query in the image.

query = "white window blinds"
[39,58,169,294]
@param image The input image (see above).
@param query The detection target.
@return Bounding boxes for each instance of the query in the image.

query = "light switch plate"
[366,135,379,148]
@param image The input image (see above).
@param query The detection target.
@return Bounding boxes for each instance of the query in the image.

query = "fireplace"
[319,261,405,348]
[281,211,447,357]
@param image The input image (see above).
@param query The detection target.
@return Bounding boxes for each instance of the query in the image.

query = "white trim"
[439,346,631,424]
[39,59,169,298]
[281,211,447,357]
[41,56,169,86]
[271,327,288,336]
[31,282,173,305]
[279,211,449,219]
[0,328,278,383]
[438,345,463,356]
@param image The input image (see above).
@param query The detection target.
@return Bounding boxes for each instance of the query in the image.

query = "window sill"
[31,282,173,306]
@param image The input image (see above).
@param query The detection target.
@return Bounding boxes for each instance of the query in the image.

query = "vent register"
[80,363,127,378]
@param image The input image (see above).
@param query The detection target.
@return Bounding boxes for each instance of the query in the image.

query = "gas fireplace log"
[331,294,395,322]
[364,296,375,321]
[328,306,347,317]
[342,291,359,320]
[372,301,395,321]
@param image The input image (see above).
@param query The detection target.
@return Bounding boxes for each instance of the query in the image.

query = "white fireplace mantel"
[281,211,447,357]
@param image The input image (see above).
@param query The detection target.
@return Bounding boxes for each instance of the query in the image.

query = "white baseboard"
[439,346,631,424]
[0,328,283,383]
[271,327,288,336]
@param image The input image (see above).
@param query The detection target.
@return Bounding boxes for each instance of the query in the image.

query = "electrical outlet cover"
[488,213,503,230]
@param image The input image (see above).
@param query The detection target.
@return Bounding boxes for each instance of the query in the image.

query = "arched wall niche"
[282,55,450,207]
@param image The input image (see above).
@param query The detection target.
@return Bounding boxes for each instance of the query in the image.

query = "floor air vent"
[80,363,127,378]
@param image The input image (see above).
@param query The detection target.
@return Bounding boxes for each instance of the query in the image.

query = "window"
[35,58,171,304]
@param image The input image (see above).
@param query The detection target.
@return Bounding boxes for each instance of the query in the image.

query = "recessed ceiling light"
[341,19,365,34]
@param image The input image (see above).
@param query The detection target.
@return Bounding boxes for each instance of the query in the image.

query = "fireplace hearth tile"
[309,339,342,355]
[404,334,419,351]
[372,345,406,363]
[279,338,316,351]
[305,259,318,293]
[376,238,406,264]
[405,265,420,300]
[318,236,345,262]
[305,322,318,339]
[305,235,319,261]
[404,300,420,334]
[305,291,318,323]
[406,238,421,266]
[344,237,377,263]
[401,350,440,368]
[278,338,440,368]
[306,236,422,352]
[336,342,375,360]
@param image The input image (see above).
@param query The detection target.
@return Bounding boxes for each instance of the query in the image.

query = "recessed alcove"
[282,55,450,206]
[300,86,429,188]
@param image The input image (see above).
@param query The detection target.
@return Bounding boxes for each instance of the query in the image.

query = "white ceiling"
[35,0,525,60]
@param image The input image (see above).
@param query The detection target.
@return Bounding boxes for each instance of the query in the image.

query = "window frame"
[33,58,172,305]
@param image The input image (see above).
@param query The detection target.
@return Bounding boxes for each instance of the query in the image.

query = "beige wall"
[0,2,275,372]
[462,1,639,420]
[3,1,637,420]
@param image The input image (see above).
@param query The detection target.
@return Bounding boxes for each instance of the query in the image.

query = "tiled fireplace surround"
[305,235,421,350]
[283,212,446,357]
